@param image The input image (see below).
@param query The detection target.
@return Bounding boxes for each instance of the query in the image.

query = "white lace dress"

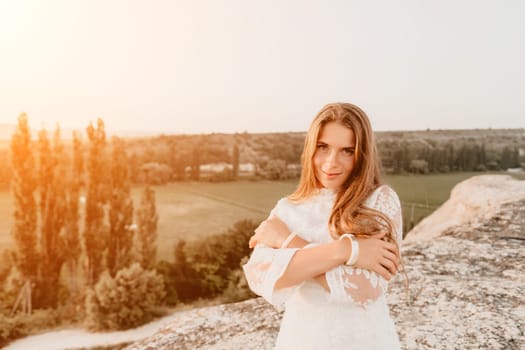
[242,185,402,350]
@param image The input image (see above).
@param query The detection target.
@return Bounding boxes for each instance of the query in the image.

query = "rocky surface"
[405,175,525,243]
[126,175,525,350]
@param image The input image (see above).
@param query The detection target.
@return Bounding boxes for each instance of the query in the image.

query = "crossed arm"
[248,216,400,292]
[244,186,403,306]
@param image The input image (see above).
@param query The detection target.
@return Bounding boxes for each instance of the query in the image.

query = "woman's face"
[313,121,356,190]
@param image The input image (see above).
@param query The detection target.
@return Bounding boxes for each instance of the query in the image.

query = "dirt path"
[4,309,193,350]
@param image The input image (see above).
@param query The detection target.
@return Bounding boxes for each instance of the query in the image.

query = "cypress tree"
[10,114,38,313]
[135,186,158,270]
[107,136,134,276]
[64,130,83,295]
[232,143,240,179]
[36,127,67,307]
[191,144,200,180]
[84,119,108,286]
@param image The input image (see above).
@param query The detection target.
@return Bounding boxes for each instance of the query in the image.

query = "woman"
[242,103,403,349]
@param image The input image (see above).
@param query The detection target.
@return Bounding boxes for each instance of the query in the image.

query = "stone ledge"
[126,176,525,350]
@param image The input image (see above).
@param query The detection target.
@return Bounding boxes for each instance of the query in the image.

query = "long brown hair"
[289,103,395,243]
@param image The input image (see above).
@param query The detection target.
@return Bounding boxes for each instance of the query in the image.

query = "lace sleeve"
[325,185,403,307]
[372,185,403,244]
[241,198,302,309]
[242,245,300,309]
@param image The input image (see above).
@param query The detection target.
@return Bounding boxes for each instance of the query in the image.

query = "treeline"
[381,140,521,174]
[0,129,523,188]
[0,115,259,347]
[122,129,524,180]
[377,129,524,174]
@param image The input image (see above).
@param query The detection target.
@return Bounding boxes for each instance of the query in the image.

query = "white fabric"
[242,185,402,350]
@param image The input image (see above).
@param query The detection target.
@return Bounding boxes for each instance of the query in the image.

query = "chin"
[320,181,342,190]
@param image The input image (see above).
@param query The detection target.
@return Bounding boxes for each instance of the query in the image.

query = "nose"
[324,150,338,167]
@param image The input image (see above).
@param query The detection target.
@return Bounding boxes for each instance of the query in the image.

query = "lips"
[322,170,342,177]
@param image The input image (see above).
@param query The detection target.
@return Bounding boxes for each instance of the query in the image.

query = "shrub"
[0,309,61,348]
[155,260,179,306]
[0,267,24,314]
[167,219,257,302]
[263,159,287,180]
[85,263,165,330]
[219,257,257,304]
[206,168,234,182]
[409,159,429,174]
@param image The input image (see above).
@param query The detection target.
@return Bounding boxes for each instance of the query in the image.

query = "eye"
[316,143,328,151]
[342,148,355,156]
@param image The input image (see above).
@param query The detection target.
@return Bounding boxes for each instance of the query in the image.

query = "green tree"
[173,219,257,301]
[512,147,519,168]
[135,186,158,270]
[10,113,38,314]
[232,143,240,179]
[174,151,189,181]
[169,239,198,302]
[64,131,83,296]
[190,143,201,180]
[84,119,108,286]
[500,146,513,169]
[168,140,178,181]
[36,127,67,307]
[107,137,134,277]
[479,142,487,165]
[446,144,455,171]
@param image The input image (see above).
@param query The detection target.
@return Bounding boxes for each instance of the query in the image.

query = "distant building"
[200,163,232,173]
[239,163,255,173]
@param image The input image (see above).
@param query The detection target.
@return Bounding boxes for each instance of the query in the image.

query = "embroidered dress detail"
[242,185,402,349]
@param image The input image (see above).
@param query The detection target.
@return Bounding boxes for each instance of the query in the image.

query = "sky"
[0,0,524,135]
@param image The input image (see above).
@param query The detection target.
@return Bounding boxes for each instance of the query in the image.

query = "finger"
[383,250,399,270]
[382,241,399,256]
[380,258,397,275]
[392,243,400,258]
[377,265,392,281]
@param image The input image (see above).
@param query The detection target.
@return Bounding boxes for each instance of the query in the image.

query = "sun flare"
[0,0,32,36]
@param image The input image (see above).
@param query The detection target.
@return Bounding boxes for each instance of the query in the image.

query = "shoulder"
[270,197,293,216]
[376,185,400,201]
[269,194,317,216]
[366,185,401,209]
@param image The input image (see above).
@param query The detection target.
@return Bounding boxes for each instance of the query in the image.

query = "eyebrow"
[317,141,356,149]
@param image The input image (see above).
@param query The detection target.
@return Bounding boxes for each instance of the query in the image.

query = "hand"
[249,215,292,249]
[342,232,400,280]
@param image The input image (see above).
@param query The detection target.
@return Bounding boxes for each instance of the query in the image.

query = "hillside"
[4,175,524,350]
[124,175,525,350]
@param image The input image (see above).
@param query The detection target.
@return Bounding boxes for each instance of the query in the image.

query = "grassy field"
[385,172,525,231]
[0,181,298,262]
[1,172,523,261]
